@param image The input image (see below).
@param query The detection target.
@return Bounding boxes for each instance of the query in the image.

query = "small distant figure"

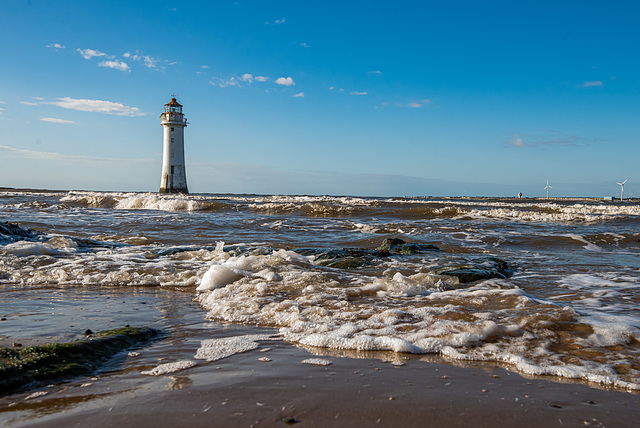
[517,192,523,198]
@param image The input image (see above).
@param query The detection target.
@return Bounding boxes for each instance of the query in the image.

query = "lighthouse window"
[171,138,174,142]
[171,166,174,174]
[171,127,174,131]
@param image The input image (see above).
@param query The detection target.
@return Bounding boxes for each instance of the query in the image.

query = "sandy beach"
[1,286,638,428]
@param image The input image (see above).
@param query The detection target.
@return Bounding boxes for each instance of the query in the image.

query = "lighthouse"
[159,96,189,194]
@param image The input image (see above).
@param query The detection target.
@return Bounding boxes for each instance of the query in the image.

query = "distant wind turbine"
[544,179,552,200]
[617,179,627,200]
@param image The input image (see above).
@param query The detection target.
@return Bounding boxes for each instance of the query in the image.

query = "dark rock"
[434,256,510,283]
[378,238,407,252]
[0,327,161,395]
[0,221,43,244]
[377,238,440,255]
[296,248,372,269]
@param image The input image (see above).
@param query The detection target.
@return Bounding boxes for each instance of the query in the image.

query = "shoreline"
[1,285,639,427]
[2,339,639,428]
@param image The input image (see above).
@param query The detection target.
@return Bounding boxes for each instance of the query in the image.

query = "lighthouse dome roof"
[165,97,182,107]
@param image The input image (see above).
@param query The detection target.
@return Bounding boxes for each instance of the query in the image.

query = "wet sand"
[1,286,639,427]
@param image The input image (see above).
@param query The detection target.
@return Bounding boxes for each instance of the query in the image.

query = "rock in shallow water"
[0,327,160,394]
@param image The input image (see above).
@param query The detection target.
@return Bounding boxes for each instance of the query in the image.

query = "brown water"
[1,190,639,391]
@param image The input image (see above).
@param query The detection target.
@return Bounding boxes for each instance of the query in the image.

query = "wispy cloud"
[401,99,430,108]
[367,70,383,75]
[123,52,155,68]
[99,60,130,72]
[40,117,75,124]
[51,97,142,116]
[77,48,107,60]
[210,73,271,88]
[506,131,585,148]
[299,42,310,48]
[292,92,304,98]
[22,97,144,116]
[123,51,166,69]
[350,91,368,96]
[0,145,152,165]
[265,17,286,25]
[577,81,603,88]
[210,77,241,88]
[46,43,65,49]
[275,77,295,86]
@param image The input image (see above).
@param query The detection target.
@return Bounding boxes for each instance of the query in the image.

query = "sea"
[1,190,639,391]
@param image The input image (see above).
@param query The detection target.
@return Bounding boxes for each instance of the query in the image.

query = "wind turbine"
[617,179,627,200]
[544,179,552,200]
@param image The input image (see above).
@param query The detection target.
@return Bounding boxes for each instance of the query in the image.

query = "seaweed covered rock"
[0,327,160,394]
[434,256,510,283]
[295,239,441,269]
[377,238,440,255]
[295,248,372,268]
[0,221,43,245]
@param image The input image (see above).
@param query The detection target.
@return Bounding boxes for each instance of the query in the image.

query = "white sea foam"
[194,334,276,362]
[196,249,640,390]
[2,240,78,257]
[301,358,332,366]
[140,360,197,376]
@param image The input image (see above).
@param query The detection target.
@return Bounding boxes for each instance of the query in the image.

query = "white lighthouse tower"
[159,96,189,194]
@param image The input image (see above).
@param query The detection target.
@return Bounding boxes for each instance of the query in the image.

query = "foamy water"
[1,190,639,390]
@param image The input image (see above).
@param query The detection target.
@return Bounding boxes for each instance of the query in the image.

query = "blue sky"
[1,0,638,197]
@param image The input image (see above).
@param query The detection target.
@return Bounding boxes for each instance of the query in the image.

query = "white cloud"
[350,91,368,96]
[210,77,241,88]
[578,81,603,87]
[77,48,106,59]
[0,144,152,164]
[0,107,5,115]
[402,99,430,108]
[508,136,526,147]
[506,132,585,148]
[40,117,75,124]
[210,73,270,88]
[299,42,310,48]
[46,97,144,116]
[201,65,209,69]
[20,101,40,106]
[46,43,65,49]
[368,70,383,75]
[292,92,304,98]
[99,60,130,72]
[123,51,162,69]
[266,17,286,25]
[275,77,295,86]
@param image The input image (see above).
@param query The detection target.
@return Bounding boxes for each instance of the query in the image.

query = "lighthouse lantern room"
[159,96,189,194]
